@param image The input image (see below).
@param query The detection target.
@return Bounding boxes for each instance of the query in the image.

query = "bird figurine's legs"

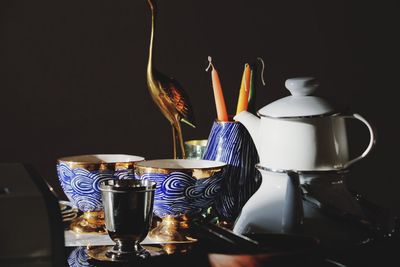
[171,124,177,159]
[175,122,186,159]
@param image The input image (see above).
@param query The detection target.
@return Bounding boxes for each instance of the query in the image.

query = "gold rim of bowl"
[57,154,145,170]
[184,139,208,146]
[135,159,226,179]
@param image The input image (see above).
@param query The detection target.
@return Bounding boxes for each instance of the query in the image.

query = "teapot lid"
[258,77,335,118]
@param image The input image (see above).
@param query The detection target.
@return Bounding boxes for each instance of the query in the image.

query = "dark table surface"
[64,193,400,267]
[64,231,400,267]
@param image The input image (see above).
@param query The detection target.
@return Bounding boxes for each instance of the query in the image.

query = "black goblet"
[100,179,156,261]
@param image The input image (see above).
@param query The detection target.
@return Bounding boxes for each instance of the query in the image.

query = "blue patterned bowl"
[57,154,144,213]
[67,247,89,267]
[135,159,226,219]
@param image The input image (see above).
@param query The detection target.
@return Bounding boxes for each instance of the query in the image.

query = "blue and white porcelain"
[135,159,226,242]
[57,154,144,234]
[57,154,144,212]
[67,247,90,267]
[203,120,260,222]
[135,159,226,218]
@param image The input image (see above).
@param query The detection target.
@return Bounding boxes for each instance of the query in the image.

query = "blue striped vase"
[203,120,261,222]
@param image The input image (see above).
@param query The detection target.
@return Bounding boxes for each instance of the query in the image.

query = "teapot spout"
[234,111,261,153]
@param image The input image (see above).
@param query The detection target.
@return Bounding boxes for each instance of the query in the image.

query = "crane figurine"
[146,0,195,159]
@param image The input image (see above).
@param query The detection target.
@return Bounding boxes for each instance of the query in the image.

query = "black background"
[0,1,398,213]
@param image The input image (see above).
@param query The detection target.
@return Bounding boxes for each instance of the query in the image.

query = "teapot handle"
[342,113,376,169]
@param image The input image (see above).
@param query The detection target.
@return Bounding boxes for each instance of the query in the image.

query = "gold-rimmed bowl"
[57,154,144,234]
[135,159,226,242]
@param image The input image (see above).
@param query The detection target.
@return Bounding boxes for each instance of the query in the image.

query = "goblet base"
[148,215,198,243]
[106,243,150,261]
[87,245,165,263]
[70,211,106,234]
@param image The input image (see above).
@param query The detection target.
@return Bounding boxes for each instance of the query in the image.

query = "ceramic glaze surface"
[258,116,349,170]
[234,77,375,171]
[135,160,225,218]
[57,154,144,212]
[232,77,376,237]
[203,121,260,221]
[258,77,333,118]
[68,247,89,267]
[58,163,135,212]
[233,167,303,235]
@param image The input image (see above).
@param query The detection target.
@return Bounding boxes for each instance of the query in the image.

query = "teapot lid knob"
[258,77,334,117]
[285,77,319,96]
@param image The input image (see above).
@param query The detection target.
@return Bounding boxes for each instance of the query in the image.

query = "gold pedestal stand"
[70,211,106,234]
[148,215,197,243]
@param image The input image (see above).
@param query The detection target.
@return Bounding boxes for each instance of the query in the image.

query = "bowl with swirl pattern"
[57,154,144,234]
[135,159,226,242]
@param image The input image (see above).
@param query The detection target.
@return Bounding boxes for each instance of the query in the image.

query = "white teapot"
[234,77,375,171]
[233,77,376,235]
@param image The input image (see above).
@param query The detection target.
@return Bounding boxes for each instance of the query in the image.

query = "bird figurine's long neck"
[144,0,194,159]
[147,0,157,90]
